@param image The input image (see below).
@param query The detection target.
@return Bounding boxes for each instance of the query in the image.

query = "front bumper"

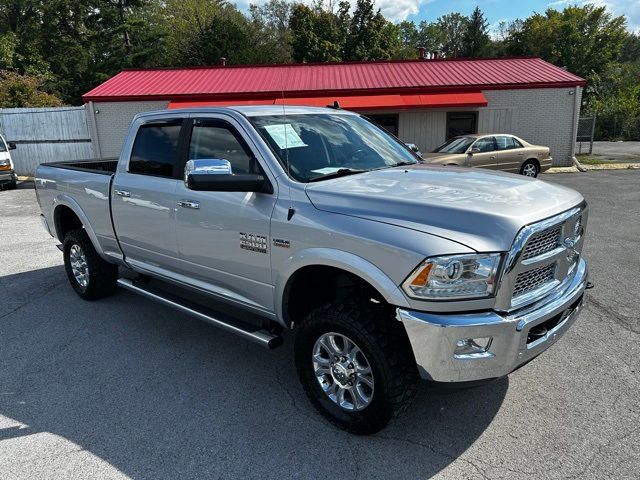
[398,258,587,382]
[0,170,17,184]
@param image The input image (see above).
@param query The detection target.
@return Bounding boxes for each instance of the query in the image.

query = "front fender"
[274,247,411,324]
[52,194,108,261]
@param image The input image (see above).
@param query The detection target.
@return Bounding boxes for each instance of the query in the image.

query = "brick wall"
[87,100,169,158]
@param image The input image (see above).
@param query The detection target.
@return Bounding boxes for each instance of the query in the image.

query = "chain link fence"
[576,115,596,154]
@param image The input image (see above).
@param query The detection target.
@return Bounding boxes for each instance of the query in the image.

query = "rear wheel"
[294,299,419,434]
[520,160,539,177]
[63,229,118,300]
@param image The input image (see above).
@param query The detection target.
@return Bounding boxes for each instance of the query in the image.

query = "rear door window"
[129,121,183,177]
[496,136,516,150]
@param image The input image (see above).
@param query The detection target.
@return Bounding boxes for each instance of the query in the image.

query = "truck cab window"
[188,122,256,175]
[129,122,182,177]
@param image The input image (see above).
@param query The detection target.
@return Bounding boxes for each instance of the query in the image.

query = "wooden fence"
[0,106,94,176]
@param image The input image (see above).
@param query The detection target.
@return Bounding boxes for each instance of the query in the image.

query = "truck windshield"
[249,113,418,182]
[433,136,475,154]
[0,138,6,152]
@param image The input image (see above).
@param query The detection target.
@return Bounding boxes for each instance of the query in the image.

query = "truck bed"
[43,158,118,175]
[36,160,122,261]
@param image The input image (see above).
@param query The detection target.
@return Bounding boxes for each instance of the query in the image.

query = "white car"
[0,133,17,190]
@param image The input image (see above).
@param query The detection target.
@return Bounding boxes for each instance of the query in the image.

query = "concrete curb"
[545,163,640,174]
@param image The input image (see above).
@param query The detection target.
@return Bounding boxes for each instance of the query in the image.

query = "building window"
[368,114,399,136]
[446,112,478,139]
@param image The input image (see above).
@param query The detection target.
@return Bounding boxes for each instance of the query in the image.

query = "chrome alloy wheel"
[522,163,538,177]
[312,332,374,411]
[69,244,89,288]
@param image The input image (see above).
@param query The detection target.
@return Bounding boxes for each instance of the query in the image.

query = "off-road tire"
[294,299,419,434]
[63,229,118,300]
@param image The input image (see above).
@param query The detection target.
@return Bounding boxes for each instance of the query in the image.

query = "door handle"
[178,200,200,209]
[490,156,496,159]
[114,189,131,197]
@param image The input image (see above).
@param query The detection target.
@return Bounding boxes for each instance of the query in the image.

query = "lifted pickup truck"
[36,106,588,434]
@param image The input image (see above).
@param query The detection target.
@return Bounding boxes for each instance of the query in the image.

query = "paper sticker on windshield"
[263,124,307,149]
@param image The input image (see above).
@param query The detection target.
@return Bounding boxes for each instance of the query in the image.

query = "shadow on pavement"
[0,266,507,479]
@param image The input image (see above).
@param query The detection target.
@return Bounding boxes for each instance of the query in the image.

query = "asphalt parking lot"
[1,170,639,479]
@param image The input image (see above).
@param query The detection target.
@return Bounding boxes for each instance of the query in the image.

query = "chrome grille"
[513,264,556,297]
[522,225,561,260]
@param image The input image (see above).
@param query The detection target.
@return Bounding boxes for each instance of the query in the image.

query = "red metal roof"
[168,92,488,110]
[83,57,585,103]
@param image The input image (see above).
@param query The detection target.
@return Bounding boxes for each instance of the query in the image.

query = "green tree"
[621,32,640,62]
[290,2,346,62]
[588,62,640,139]
[343,0,401,60]
[436,13,468,57]
[461,6,491,57]
[0,71,63,107]
[505,5,627,79]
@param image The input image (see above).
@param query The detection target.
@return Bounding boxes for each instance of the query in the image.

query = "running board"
[116,278,283,349]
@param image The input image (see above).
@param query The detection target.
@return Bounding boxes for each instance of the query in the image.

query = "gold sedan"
[422,134,552,177]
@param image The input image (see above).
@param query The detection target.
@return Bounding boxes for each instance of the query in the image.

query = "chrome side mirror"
[468,147,481,154]
[184,158,232,186]
[405,143,422,156]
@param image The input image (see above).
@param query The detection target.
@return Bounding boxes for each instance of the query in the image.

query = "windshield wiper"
[392,160,420,167]
[308,168,367,182]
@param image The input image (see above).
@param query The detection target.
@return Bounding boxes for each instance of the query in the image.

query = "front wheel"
[520,160,539,177]
[63,229,118,300]
[294,300,419,434]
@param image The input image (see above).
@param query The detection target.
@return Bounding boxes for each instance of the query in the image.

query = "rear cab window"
[129,120,183,177]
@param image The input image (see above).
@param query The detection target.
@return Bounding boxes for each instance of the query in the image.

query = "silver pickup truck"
[36,106,589,434]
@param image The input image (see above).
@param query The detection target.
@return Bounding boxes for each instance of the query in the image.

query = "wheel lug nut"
[348,363,354,369]
[341,356,346,362]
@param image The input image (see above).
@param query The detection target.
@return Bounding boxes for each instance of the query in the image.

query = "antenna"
[279,65,295,221]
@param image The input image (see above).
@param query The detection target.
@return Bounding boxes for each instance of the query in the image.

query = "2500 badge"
[239,232,268,254]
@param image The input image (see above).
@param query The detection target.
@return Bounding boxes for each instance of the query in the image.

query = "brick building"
[83,57,585,166]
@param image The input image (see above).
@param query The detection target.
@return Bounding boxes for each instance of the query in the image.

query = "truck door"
[111,118,184,273]
[173,116,277,313]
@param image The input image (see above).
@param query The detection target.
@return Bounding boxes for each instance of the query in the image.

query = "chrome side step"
[116,278,283,349]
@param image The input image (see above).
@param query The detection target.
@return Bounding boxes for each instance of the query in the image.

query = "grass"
[575,154,610,165]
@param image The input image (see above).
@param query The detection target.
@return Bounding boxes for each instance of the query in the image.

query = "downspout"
[570,86,587,172]
[86,101,102,159]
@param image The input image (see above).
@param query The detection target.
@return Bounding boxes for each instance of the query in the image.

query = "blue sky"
[410,0,554,24]
[238,0,639,33]
[404,0,637,32]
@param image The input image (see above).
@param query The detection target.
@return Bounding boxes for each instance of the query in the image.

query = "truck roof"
[139,105,358,119]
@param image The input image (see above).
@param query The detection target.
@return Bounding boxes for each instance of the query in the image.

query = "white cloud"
[238,0,429,22]
[546,0,640,32]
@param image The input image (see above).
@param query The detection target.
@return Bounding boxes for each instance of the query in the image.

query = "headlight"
[402,253,502,300]
[0,159,11,171]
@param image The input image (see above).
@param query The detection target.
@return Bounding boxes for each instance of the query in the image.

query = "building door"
[446,112,478,138]
[368,114,399,136]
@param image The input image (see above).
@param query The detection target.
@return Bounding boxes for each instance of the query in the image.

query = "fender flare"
[274,247,411,325]
[52,194,108,261]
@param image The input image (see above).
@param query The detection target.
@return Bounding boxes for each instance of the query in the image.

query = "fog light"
[454,337,493,358]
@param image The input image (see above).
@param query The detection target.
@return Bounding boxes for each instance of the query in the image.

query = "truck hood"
[304,165,584,252]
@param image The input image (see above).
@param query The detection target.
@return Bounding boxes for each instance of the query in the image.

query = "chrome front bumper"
[398,258,587,382]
